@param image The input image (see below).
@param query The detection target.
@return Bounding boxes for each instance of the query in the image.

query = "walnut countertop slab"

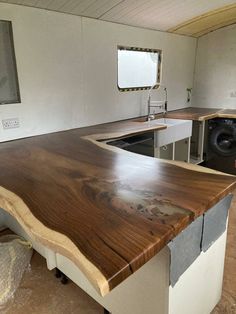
[165,107,236,121]
[218,109,236,119]
[0,118,235,296]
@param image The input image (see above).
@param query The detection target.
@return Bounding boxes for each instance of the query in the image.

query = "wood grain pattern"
[168,4,236,37]
[0,118,235,296]
[165,107,221,121]
[165,107,236,121]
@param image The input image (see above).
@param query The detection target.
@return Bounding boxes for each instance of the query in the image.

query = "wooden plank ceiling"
[0,0,235,37]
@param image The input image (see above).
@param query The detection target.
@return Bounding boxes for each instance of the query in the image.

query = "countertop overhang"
[165,107,236,121]
[0,115,235,296]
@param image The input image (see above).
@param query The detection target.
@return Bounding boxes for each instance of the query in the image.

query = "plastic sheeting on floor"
[0,234,33,307]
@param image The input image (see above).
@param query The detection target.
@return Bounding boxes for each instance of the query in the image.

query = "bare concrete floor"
[1,191,236,314]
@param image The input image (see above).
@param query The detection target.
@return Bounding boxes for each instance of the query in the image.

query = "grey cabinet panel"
[168,194,233,286]
[168,216,203,287]
[201,194,232,252]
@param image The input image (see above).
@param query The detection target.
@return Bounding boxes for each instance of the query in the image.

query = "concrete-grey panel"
[201,194,232,252]
[168,215,203,287]
[0,208,6,231]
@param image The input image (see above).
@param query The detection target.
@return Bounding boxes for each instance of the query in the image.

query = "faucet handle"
[148,113,155,121]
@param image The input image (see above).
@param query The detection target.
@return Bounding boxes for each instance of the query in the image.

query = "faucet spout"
[163,87,168,114]
[147,84,168,121]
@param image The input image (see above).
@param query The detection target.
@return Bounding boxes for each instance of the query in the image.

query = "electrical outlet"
[2,118,20,130]
[230,91,236,98]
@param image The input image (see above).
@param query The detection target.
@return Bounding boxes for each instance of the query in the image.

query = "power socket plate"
[2,118,20,130]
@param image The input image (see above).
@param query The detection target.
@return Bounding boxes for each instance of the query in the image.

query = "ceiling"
[0,0,236,37]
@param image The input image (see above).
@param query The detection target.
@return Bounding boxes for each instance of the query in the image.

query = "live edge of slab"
[165,107,236,121]
[0,117,235,297]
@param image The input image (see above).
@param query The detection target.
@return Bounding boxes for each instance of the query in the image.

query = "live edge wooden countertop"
[165,107,236,121]
[0,118,235,297]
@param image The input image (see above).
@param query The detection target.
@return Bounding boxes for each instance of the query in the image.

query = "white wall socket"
[2,118,20,130]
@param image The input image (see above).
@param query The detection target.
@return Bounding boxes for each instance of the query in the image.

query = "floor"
[1,252,104,314]
[212,191,236,314]
[1,191,236,314]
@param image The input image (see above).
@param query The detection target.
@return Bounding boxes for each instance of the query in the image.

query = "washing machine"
[205,118,236,175]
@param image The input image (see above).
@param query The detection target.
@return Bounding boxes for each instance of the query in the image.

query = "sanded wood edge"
[164,111,220,121]
[86,137,234,177]
[83,133,234,178]
[83,134,133,155]
[166,110,236,121]
[198,110,236,120]
[0,186,109,297]
[218,113,236,119]
[85,124,166,142]
[197,113,220,121]
[161,159,233,176]
[170,113,219,121]
[82,125,166,155]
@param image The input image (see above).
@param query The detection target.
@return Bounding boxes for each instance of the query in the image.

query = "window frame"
[117,45,162,92]
[0,20,21,105]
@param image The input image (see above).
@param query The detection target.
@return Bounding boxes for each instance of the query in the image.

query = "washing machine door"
[209,125,236,157]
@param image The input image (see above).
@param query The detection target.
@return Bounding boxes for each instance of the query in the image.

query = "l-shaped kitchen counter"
[165,107,236,121]
[0,107,235,301]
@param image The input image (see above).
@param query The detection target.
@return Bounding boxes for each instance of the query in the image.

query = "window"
[117,46,162,91]
[0,20,20,104]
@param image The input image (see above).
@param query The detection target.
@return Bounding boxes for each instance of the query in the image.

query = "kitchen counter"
[0,117,235,298]
[165,107,236,121]
[219,109,236,119]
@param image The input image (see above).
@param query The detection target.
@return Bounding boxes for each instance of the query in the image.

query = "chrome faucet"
[147,84,168,121]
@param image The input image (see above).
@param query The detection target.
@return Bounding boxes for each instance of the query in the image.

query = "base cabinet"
[190,120,206,164]
[155,143,174,160]
[155,137,191,163]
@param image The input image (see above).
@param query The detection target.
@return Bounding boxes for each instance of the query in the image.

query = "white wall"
[192,24,236,109]
[0,3,196,142]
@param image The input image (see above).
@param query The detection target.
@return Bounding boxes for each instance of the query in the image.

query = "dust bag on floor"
[0,234,33,306]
